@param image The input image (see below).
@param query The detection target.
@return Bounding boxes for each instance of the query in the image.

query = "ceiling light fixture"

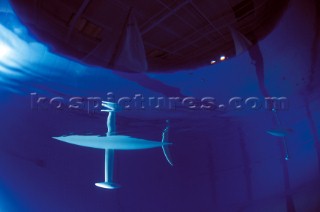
[220,55,226,61]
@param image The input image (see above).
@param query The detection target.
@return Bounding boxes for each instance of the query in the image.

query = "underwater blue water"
[1,0,320,211]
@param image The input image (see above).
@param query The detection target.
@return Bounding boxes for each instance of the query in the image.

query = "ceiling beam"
[163,24,220,54]
[66,0,91,42]
[141,0,192,35]
[189,2,227,41]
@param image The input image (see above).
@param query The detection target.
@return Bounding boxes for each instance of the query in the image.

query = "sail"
[229,27,253,55]
[113,10,148,72]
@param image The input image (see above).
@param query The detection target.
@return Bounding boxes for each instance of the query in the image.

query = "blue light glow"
[0,41,10,58]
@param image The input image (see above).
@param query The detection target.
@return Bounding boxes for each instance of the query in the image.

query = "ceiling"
[10,0,289,72]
